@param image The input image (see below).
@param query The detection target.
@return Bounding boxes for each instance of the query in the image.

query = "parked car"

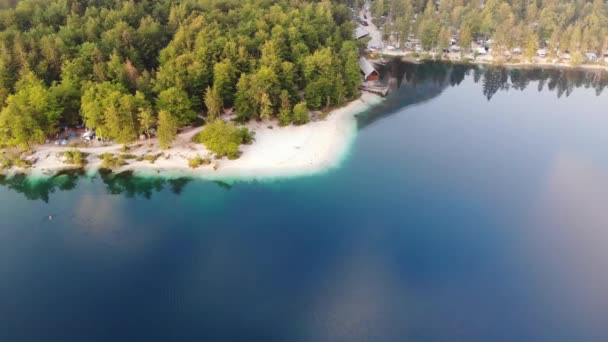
[82,131,96,141]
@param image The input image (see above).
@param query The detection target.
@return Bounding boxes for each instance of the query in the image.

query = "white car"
[82,131,95,141]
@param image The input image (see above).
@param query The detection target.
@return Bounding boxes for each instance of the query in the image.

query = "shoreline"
[379,50,608,72]
[5,56,600,183]
[1,92,384,181]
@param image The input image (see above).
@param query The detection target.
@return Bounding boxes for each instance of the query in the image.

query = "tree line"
[353,0,608,60]
[0,0,362,149]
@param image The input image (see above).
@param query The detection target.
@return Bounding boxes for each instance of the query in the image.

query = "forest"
[0,0,361,149]
[354,0,608,60]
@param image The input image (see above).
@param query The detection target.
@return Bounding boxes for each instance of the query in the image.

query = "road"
[360,1,383,50]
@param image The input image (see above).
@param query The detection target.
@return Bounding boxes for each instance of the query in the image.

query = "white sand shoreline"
[2,92,383,181]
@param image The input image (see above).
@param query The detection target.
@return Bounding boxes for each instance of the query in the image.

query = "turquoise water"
[2,63,608,341]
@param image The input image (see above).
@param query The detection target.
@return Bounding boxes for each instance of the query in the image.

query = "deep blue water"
[2,63,608,342]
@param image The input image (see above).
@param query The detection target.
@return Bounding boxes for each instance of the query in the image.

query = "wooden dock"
[360,84,389,96]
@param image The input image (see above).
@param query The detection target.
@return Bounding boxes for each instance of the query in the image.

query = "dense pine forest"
[355,0,608,60]
[0,0,361,148]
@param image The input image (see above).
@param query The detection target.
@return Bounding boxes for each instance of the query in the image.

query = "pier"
[360,84,389,96]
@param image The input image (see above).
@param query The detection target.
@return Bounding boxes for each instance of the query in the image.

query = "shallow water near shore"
[2,62,608,342]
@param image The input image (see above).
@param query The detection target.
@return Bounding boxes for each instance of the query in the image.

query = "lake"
[2,62,608,342]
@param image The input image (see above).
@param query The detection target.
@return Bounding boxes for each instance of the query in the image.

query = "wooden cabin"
[359,57,380,82]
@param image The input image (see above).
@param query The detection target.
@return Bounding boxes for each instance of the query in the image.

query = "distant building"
[537,49,548,57]
[359,57,380,81]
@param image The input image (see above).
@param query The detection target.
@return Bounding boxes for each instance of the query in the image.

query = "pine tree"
[375,0,385,19]
[204,86,223,120]
[157,110,178,150]
[278,91,292,126]
[235,74,255,121]
[292,102,309,126]
[259,93,273,120]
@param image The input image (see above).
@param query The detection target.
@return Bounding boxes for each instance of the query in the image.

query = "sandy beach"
[3,92,383,181]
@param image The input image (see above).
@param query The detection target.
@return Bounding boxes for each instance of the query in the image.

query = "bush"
[120,145,130,153]
[0,153,12,170]
[12,158,31,169]
[570,52,584,66]
[61,150,87,166]
[188,154,212,169]
[100,153,126,169]
[121,154,137,160]
[292,102,310,125]
[239,127,255,145]
[143,153,163,164]
[0,152,31,169]
[193,119,252,159]
[278,108,292,126]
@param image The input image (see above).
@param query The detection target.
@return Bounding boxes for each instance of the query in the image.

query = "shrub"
[239,127,255,145]
[570,52,584,66]
[0,153,12,170]
[143,153,162,164]
[193,119,251,159]
[0,150,38,170]
[100,153,126,169]
[188,155,203,169]
[510,58,522,64]
[0,152,31,169]
[278,107,292,126]
[12,158,31,169]
[121,154,137,160]
[120,145,130,153]
[292,102,310,125]
[61,150,87,166]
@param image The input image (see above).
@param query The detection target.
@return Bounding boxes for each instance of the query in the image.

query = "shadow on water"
[357,60,608,129]
[0,170,195,202]
[98,170,194,199]
[0,169,84,202]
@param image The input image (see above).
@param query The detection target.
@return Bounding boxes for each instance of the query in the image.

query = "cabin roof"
[354,26,369,39]
[359,57,378,79]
